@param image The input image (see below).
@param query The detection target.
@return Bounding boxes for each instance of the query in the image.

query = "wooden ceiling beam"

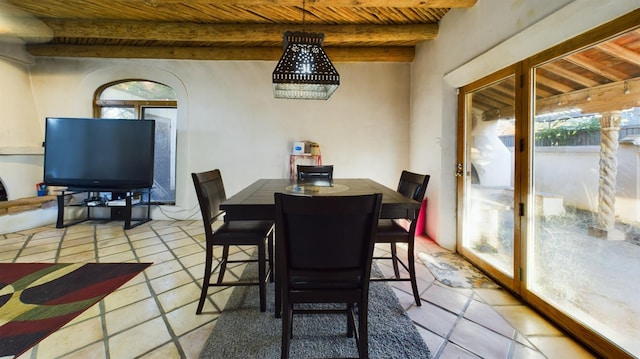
[475,92,512,108]
[565,53,628,82]
[541,63,600,88]
[534,87,555,98]
[25,44,415,62]
[489,83,516,98]
[473,95,506,110]
[535,73,575,93]
[596,42,640,66]
[535,77,640,115]
[132,0,477,8]
[43,20,438,45]
[480,77,640,120]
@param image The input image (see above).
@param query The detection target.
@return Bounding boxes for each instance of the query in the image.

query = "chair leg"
[275,284,281,318]
[281,302,292,359]
[390,243,401,278]
[196,242,213,314]
[346,304,354,338]
[289,310,294,339]
[268,232,274,283]
[217,244,230,284]
[275,243,282,318]
[258,242,267,312]
[407,239,421,306]
[358,300,369,359]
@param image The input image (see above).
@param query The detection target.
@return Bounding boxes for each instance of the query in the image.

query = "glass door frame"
[456,64,524,295]
[456,10,639,359]
[520,14,640,359]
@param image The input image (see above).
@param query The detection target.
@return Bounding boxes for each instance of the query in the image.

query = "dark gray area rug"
[199,265,430,358]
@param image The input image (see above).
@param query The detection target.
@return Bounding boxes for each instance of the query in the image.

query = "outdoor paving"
[470,196,640,356]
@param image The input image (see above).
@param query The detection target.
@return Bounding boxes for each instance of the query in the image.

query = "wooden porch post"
[596,111,621,234]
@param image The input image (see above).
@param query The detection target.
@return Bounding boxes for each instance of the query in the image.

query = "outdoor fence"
[499,125,640,147]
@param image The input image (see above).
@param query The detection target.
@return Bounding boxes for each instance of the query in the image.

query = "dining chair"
[372,170,430,306]
[296,164,334,180]
[192,169,274,314]
[274,192,382,359]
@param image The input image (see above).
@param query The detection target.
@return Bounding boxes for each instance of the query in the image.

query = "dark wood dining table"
[220,178,421,221]
[220,178,421,318]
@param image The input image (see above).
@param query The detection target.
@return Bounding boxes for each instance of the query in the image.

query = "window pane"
[462,74,516,276]
[142,107,177,203]
[100,81,176,101]
[529,30,640,356]
[101,107,135,119]
[96,80,177,203]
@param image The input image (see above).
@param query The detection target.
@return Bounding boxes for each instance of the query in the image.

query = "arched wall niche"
[80,65,191,214]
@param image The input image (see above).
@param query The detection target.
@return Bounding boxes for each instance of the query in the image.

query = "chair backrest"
[296,165,334,181]
[191,169,227,235]
[274,193,382,286]
[397,170,430,202]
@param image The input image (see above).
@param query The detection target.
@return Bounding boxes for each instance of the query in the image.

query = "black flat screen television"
[43,117,155,190]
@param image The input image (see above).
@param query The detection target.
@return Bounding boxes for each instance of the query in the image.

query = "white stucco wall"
[2,1,638,239]
[534,145,640,223]
[410,0,639,250]
[2,57,410,221]
[0,44,45,200]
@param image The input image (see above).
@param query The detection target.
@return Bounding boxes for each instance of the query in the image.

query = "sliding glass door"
[457,14,640,358]
[527,27,640,357]
[457,65,521,291]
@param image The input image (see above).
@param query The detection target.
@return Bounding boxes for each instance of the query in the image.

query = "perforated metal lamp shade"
[272,31,340,100]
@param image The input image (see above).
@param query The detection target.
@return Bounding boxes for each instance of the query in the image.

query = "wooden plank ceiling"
[473,26,640,119]
[1,1,638,117]
[0,0,478,62]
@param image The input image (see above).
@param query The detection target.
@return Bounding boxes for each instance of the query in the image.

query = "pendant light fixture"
[272,1,339,100]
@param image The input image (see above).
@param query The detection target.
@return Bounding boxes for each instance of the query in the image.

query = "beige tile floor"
[0,220,596,359]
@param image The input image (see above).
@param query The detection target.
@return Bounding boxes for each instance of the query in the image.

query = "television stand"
[56,188,152,229]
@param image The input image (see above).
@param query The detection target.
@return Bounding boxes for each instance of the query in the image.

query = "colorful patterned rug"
[419,251,499,289]
[0,262,151,358]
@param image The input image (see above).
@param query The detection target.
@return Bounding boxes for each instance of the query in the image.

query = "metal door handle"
[455,163,463,177]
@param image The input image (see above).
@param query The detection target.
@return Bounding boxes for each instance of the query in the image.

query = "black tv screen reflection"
[44,117,155,189]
